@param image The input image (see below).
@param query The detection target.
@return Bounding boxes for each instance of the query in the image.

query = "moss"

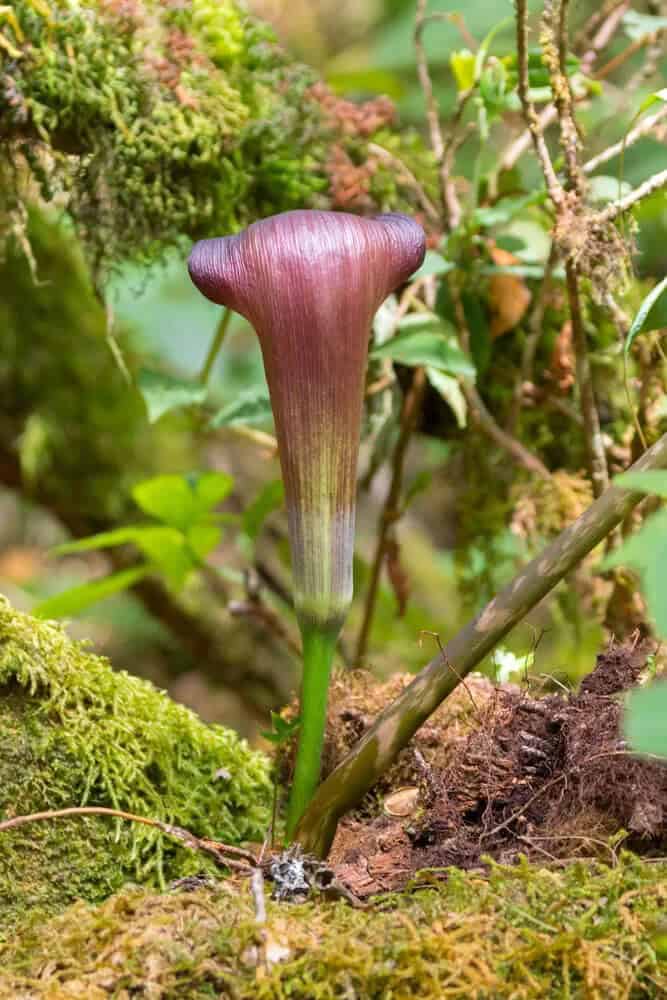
[0,597,272,936]
[0,853,664,997]
[0,208,191,523]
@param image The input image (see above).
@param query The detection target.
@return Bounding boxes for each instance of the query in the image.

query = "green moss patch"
[0,598,271,935]
[1,854,665,997]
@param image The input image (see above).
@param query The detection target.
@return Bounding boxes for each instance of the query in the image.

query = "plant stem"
[286,622,338,839]
[199,308,232,385]
[355,366,427,666]
[295,431,667,858]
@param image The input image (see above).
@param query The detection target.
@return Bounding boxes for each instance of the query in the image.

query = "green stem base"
[285,622,338,841]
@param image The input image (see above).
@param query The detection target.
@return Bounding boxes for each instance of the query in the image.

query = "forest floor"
[309,642,667,898]
[1,640,666,998]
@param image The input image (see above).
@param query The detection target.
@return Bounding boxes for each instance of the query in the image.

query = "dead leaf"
[488,245,532,338]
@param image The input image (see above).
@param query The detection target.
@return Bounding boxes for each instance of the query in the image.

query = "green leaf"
[603,508,667,636]
[638,87,667,115]
[624,276,667,357]
[587,175,632,205]
[192,471,234,512]
[33,566,150,619]
[261,711,301,744]
[53,526,153,556]
[138,368,207,423]
[614,470,667,498]
[131,526,196,590]
[450,49,475,91]
[370,315,476,376]
[624,682,667,758]
[132,475,198,530]
[472,192,545,229]
[186,522,222,561]
[426,367,467,428]
[411,250,454,279]
[210,389,273,429]
[242,479,285,541]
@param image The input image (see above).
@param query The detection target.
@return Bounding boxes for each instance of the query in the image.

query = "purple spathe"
[188,209,425,629]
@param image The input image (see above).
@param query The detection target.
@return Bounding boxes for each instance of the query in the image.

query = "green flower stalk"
[188,209,425,836]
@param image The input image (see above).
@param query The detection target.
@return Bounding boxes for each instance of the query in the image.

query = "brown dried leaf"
[488,245,532,338]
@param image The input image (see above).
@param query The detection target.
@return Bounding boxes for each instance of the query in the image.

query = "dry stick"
[449,278,552,479]
[583,104,667,175]
[526,0,608,497]
[595,29,666,81]
[414,0,462,228]
[463,382,552,479]
[295,431,667,858]
[0,806,257,872]
[595,168,667,224]
[514,0,564,206]
[501,0,629,175]
[355,367,428,666]
[566,263,609,498]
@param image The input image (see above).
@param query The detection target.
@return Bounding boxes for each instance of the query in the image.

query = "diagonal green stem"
[199,308,231,385]
[286,622,338,840]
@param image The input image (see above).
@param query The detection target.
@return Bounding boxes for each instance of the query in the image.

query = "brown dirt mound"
[324,643,666,897]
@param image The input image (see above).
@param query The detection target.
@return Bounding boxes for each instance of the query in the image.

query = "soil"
[285,642,667,899]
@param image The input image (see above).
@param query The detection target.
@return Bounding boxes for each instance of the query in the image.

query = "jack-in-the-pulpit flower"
[188,209,425,835]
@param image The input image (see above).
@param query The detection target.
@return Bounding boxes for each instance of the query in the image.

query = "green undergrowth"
[0,598,271,936]
[1,854,665,998]
[0,209,191,523]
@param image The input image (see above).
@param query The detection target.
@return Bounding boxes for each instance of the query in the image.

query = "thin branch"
[514,0,564,205]
[414,0,462,229]
[296,431,667,858]
[0,807,257,872]
[566,262,609,497]
[594,29,667,81]
[583,104,667,175]
[542,0,584,195]
[366,142,440,222]
[594,168,667,223]
[463,382,552,479]
[450,278,552,479]
[355,366,428,666]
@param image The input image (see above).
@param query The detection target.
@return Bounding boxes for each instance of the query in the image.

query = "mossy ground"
[0,598,271,937]
[0,854,665,998]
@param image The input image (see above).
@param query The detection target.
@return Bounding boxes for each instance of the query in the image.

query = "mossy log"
[0,855,665,997]
[1,0,437,269]
[0,597,272,937]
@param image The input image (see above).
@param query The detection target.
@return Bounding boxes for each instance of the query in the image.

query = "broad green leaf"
[138,368,206,423]
[187,522,223,560]
[412,250,454,280]
[370,315,476,376]
[624,276,667,356]
[132,475,198,530]
[426,367,467,428]
[624,682,667,758]
[210,389,273,429]
[587,175,632,205]
[33,566,150,619]
[472,191,545,229]
[132,526,195,590]
[615,470,667,498]
[623,10,667,41]
[53,526,152,556]
[242,479,285,541]
[192,471,234,512]
[638,87,667,115]
[603,508,667,636]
